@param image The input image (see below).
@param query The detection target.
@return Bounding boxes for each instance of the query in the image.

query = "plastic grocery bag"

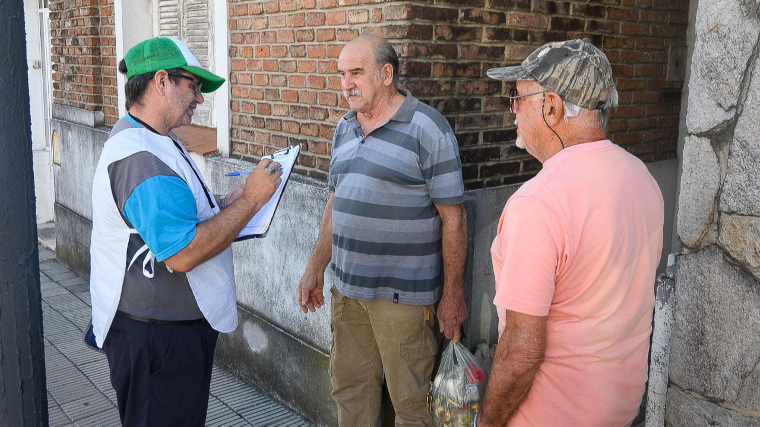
[429,341,486,426]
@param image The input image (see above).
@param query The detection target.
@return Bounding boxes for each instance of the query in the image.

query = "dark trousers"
[103,313,218,427]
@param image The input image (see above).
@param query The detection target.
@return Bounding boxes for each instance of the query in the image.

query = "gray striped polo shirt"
[328,89,464,305]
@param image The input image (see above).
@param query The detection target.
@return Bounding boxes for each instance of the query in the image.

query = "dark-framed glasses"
[508,87,544,114]
[166,71,202,95]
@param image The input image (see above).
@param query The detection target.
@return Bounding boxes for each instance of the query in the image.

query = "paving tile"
[43,287,72,298]
[43,324,83,345]
[44,293,90,313]
[41,280,61,291]
[40,263,68,275]
[59,276,88,288]
[60,393,117,422]
[48,392,73,426]
[73,291,91,305]
[46,271,79,282]
[73,408,121,427]
[39,247,57,262]
[64,283,90,294]
[56,340,103,366]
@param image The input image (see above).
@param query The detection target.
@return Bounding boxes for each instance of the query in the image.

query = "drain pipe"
[645,253,678,427]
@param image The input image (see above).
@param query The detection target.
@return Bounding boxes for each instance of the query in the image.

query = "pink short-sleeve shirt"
[491,140,664,426]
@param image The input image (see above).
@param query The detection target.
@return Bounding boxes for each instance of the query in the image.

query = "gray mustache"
[343,88,361,98]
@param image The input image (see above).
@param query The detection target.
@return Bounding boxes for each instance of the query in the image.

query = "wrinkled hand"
[241,158,282,209]
[298,270,325,313]
[437,293,468,342]
[225,184,245,206]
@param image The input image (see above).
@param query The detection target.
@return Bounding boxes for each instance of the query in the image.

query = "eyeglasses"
[508,87,544,114]
[166,71,202,95]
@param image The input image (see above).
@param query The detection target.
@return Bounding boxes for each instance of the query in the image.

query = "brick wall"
[50,0,118,126]
[229,0,689,188]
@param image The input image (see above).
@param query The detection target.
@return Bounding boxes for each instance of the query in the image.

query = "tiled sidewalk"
[39,244,309,426]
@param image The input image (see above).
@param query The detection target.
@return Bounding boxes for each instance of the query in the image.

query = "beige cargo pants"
[329,286,438,426]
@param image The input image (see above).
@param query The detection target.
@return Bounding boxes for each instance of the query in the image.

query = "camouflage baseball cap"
[487,39,614,110]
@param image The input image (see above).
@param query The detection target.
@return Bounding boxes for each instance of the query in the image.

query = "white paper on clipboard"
[235,144,300,240]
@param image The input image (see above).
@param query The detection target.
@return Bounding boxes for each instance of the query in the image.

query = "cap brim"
[182,65,225,93]
[486,66,532,82]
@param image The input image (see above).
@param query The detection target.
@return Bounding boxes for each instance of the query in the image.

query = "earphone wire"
[542,94,565,149]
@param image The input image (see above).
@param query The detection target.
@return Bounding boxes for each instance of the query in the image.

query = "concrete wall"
[667,0,760,423]
[51,105,108,278]
[51,108,679,424]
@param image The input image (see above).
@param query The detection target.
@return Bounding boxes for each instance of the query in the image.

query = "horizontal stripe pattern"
[328,90,464,305]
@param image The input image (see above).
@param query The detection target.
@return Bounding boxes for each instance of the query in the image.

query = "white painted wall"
[214,0,230,156]
[25,0,54,224]
[115,0,155,117]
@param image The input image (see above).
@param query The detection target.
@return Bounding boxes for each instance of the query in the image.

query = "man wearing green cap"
[477,39,664,426]
[89,37,282,426]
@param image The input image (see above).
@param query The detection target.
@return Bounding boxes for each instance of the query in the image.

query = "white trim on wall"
[214,0,230,156]
[116,0,154,118]
[115,0,126,117]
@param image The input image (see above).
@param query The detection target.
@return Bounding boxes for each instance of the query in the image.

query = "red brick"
[337,28,359,41]
[290,45,307,58]
[263,60,278,72]
[308,45,326,58]
[300,91,317,104]
[288,13,305,27]
[435,25,483,42]
[282,90,299,103]
[507,13,549,28]
[261,31,276,43]
[319,92,339,106]
[272,46,288,58]
[289,75,307,88]
[273,104,290,116]
[296,29,315,42]
[257,103,272,115]
[281,0,297,12]
[326,11,346,25]
[326,45,343,58]
[283,120,300,133]
[306,11,326,26]
[278,29,295,43]
[264,1,279,13]
[301,123,319,136]
[270,15,287,28]
[279,60,297,73]
[317,28,336,42]
[298,60,317,73]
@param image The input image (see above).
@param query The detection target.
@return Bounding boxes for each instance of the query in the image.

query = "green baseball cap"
[124,37,225,93]
[487,38,614,110]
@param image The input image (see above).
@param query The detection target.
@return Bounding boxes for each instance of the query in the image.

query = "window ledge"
[173,125,218,156]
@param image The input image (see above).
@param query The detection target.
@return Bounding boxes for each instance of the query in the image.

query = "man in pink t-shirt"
[477,39,664,426]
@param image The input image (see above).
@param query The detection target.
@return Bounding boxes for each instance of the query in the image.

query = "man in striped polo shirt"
[297,34,468,425]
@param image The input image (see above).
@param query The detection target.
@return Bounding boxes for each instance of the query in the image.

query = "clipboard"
[235,145,301,241]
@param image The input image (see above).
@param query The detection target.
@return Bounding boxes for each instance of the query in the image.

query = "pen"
[225,167,283,177]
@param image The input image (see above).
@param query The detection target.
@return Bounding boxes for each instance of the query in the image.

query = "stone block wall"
[228,0,689,188]
[50,0,118,126]
[670,0,760,423]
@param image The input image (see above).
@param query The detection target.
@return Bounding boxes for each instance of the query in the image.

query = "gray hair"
[375,41,399,86]
[564,86,618,129]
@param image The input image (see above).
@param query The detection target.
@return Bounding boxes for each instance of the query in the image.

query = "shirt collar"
[124,112,142,129]
[343,89,418,124]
